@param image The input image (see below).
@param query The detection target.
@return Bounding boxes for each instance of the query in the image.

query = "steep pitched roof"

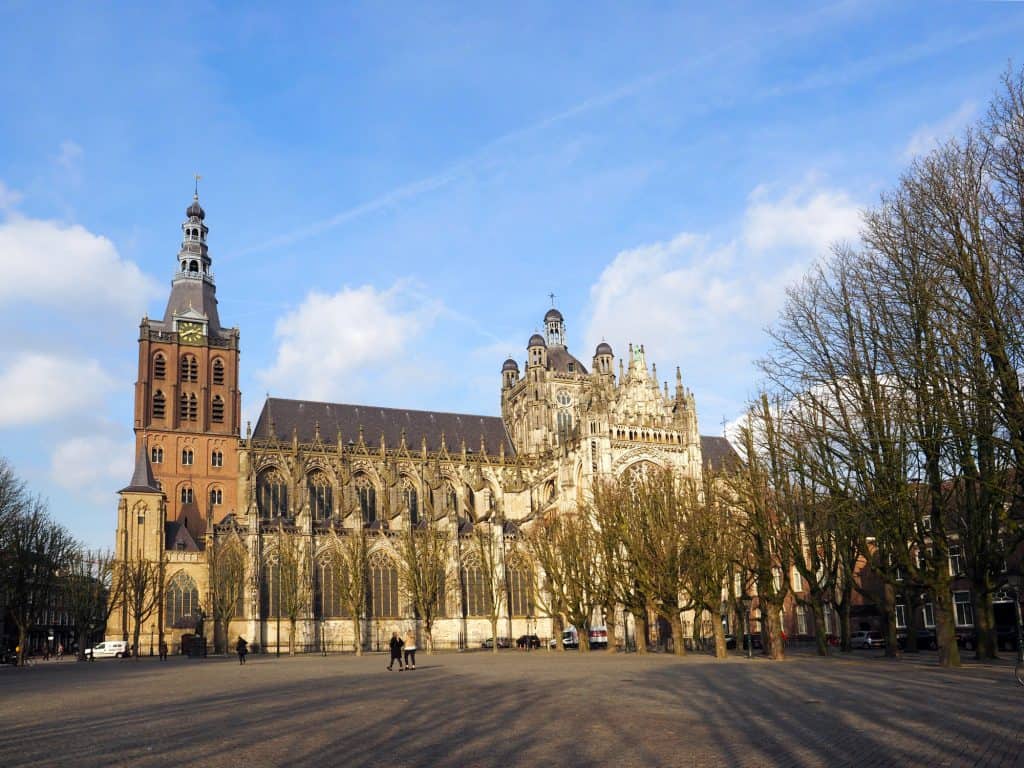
[119,439,162,494]
[253,398,516,456]
[700,435,741,471]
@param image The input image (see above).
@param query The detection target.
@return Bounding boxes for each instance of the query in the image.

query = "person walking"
[387,631,404,671]
[158,640,168,661]
[236,636,248,665]
[404,631,417,670]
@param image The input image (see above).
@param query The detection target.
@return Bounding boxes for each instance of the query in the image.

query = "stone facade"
[109,195,736,653]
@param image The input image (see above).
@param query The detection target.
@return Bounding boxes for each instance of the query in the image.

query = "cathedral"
[109,193,736,654]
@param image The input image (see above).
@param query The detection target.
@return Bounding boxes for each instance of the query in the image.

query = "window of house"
[954,591,974,627]
[948,543,964,576]
[791,568,803,592]
[211,450,223,467]
[211,395,224,423]
[151,446,163,464]
[895,603,907,629]
[922,602,935,629]
[212,358,224,385]
[920,515,932,533]
[153,391,166,420]
[796,605,809,636]
[180,486,193,505]
[181,449,194,466]
[772,567,782,591]
[153,353,166,380]
[209,488,222,506]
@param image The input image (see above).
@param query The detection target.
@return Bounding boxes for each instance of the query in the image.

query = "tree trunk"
[553,614,564,651]
[905,590,921,653]
[712,613,727,659]
[934,591,961,667]
[635,612,649,655]
[839,594,852,652]
[668,612,686,656]
[882,583,899,658]
[972,581,997,659]
[288,619,296,656]
[132,620,142,661]
[425,623,434,654]
[352,617,363,656]
[491,617,499,654]
[16,624,27,666]
[764,602,784,660]
[810,599,829,656]
[77,629,88,662]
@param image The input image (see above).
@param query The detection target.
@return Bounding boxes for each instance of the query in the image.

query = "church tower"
[132,189,241,542]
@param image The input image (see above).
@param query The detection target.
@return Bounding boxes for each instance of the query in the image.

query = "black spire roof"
[120,439,162,494]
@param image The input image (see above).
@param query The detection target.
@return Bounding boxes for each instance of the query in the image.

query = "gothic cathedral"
[109,194,735,653]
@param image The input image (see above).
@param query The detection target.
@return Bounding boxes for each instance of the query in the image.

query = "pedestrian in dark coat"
[236,636,248,665]
[387,631,405,671]
[158,640,168,661]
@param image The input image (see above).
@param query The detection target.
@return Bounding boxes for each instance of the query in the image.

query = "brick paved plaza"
[0,649,1020,767]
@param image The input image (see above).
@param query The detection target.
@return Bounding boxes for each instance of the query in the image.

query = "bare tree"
[473,522,506,653]
[274,524,311,655]
[117,557,161,660]
[65,548,118,661]
[327,525,369,654]
[395,499,451,653]
[209,532,247,654]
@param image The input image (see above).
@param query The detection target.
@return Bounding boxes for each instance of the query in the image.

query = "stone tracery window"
[260,559,280,618]
[462,554,491,618]
[506,556,534,617]
[354,474,376,525]
[308,471,333,521]
[257,468,289,519]
[314,553,345,617]
[369,551,398,617]
[165,571,200,628]
[400,478,418,525]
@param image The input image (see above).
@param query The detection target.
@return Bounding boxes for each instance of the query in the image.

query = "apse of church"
[110,194,736,653]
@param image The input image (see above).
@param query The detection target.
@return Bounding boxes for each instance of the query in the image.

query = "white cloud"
[258,281,444,402]
[742,182,862,254]
[584,180,862,431]
[0,213,161,317]
[55,140,84,174]
[0,353,117,427]
[903,100,976,160]
[0,180,22,211]
[50,432,134,504]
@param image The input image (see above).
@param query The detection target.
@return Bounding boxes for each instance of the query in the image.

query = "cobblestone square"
[1,650,1020,767]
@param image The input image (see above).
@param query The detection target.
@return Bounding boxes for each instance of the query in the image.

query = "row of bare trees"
[736,68,1024,667]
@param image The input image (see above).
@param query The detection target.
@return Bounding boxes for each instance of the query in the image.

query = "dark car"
[897,629,937,651]
[741,633,762,650]
[481,637,512,649]
[516,634,541,649]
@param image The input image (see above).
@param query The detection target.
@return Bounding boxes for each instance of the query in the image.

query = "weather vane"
[549,291,556,307]
[194,173,202,197]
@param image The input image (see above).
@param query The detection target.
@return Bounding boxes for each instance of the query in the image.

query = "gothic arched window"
[209,487,222,506]
[180,486,194,504]
[180,354,198,383]
[153,353,166,380]
[308,472,333,521]
[181,448,193,466]
[165,571,200,628]
[211,395,224,423]
[188,393,198,422]
[445,482,458,514]
[211,450,223,467]
[369,552,398,617]
[354,475,376,525]
[260,560,280,618]
[212,358,224,385]
[151,446,163,464]
[507,558,534,617]
[257,469,289,519]
[462,556,492,618]
[401,478,418,525]
[314,554,345,618]
[152,391,166,420]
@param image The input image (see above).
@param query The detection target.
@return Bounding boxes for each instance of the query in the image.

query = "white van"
[551,626,608,649]
[84,640,128,658]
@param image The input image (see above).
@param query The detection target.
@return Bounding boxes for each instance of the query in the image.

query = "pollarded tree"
[472,521,506,654]
[117,556,161,660]
[272,524,311,655]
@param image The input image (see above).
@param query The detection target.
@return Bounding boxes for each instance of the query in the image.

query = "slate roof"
[157,277,224,335]
[700,435,741,471]
[546,346,588,375]
[120,440,162,494]
[253,398,516,456]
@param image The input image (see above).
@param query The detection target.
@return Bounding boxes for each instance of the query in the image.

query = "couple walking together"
[388,631,417,671]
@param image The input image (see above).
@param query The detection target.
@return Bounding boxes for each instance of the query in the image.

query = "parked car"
[84,640,128,659]
[516,634,541,649]
[741,633,762,650]
[548,626,608,649]
[850,630,886,649]
[897,629,937,651]
[724,634,736,650]
[480,637,512,649]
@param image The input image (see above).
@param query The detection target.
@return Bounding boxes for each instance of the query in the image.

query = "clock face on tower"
[178,321,205,345]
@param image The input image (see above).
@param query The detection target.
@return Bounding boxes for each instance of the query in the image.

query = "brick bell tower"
[132,187,241,544]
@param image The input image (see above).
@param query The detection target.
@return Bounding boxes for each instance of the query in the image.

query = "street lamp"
[741,595,754,660]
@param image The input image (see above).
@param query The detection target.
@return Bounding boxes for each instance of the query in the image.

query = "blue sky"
[0,0,1021,547]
